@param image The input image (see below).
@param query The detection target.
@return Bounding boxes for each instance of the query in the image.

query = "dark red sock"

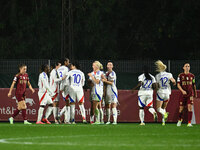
[179,112,183,121]
[22,109,27,120]
[12,109,20,118]
[188,111,192,123]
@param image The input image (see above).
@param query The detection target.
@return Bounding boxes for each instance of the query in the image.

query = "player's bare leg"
[53,101,59,124]
[92,101,100,124]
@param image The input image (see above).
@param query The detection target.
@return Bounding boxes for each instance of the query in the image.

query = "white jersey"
[89,71,104,95]
[57,65,70,87]
[50,69,62,94]
[106,71,117,96]
[38,72,53,95]
[155,71,173,95]
[67,69,85,91]
[138,73,156,96]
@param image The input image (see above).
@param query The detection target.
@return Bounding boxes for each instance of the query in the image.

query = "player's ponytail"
[94,61,103,70]
[143,65,152,80]
[155,60,167,72]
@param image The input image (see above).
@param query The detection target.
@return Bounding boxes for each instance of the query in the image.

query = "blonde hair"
[155,60,167,72]
[94,61,103,70]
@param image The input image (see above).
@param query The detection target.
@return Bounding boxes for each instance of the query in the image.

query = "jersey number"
[160,77,168,87]
[73,74,81,84]
[59,71,63,77]
[143,80,152,88]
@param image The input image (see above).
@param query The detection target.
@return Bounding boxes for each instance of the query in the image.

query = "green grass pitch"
[0,123,200,150]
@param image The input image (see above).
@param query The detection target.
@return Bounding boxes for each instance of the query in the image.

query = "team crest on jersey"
[186,77,189,80]
[182,76,184,80]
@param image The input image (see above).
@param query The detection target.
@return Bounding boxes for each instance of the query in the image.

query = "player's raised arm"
[8,80,16,98]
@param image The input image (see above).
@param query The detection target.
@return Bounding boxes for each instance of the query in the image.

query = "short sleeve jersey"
[14,73,29,95]
[177,73,195,96]
[138,73,156,96]
[155,71,173,95]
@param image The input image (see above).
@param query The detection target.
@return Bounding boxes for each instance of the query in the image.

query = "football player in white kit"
[155,60,176,125]
[36,64,55,124]
[88,61,105,124]
[102,61,118,125]
[66,62,87,124]
[132,66,157,125]
[49,61,66,124]
[57,58,71,124]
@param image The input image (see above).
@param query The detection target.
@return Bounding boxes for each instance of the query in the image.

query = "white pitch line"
[0,135,200,147]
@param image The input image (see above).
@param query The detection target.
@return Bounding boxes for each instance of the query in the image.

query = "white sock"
[106,108,111,122]
[90,115,94,122]
[112,108,117,123]
[37,107,44,122]
[45,106,53,119]
[95,109,100,122]
[53,107,58,120]
[59,106,66,117]
[157,107,165,116]
[79,104,86,120]
[148,107,156,115]
[70,105,75,122]
[64,106,70,123]
[139,109,144,123]
[99,108,104,122]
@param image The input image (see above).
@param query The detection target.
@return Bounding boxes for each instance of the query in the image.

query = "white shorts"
[38,91,53,106]
[156,93,170,101]
[105,91,118,104]
[91,92,103,102]
[138,95,153,108]
[69,89,84,103]
[62,86,70,101]
[52,93,59,102]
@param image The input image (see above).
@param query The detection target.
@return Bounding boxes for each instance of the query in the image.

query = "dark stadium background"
[0,0,200,88]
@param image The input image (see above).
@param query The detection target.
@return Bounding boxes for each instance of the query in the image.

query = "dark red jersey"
[13,73,29,96]
[177,73,195,96]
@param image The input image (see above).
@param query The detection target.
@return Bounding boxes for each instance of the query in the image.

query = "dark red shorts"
[179,94,193,106]
[15,94,26,102]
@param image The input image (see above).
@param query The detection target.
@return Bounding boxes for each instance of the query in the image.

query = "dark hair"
[61,58,69,65]
[40,64,49,72]
[18,64,26,72]
[70,61,80,70]
[184,62,190,66]
[54,60,61,68]
[143,65,152,80]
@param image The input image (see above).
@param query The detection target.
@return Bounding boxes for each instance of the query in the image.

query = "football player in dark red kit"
[177,63,197,127]
[8,64,35,124]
